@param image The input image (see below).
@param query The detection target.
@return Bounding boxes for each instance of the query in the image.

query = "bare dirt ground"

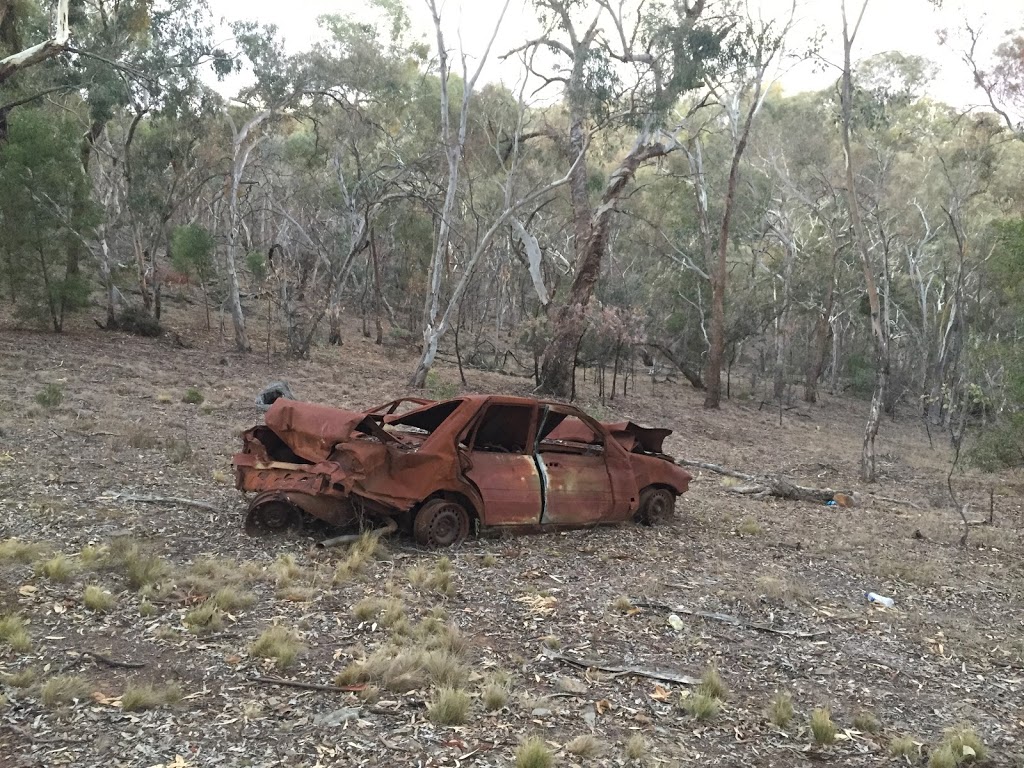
[1,303,1023,768]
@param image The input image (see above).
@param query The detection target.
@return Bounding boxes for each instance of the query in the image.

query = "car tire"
[636,487,675,525]
[414,498,471,547]
[245,494,301,536]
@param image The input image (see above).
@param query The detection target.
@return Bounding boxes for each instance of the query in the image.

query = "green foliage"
[182,388,204,405]
[246,250,267,282]
[34,383,64,409]
[113,305,163,337]
[171,225,216,282]
[0,110,98,332]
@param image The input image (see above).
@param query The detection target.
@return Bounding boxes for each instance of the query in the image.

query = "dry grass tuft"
[890,735,919,759]
[251,625,303,669]
[853,710,881,734]
[334,531,388,583]
[0,614,31,653]
[810,707,837,745]
[541,635,561,650]
[164,438,193,464]
[611,595,634,613]
[106,540,172,590]
[122,425,159,450]
[1,667,38,688]
[121,682,183,711]
[423,649,470,688]
[183,602,225,634]
[939,725,986,763]
[768,691,794,728]
[427,686,470,725]
[566,734,605,758]
[697,664,728,700]
[82,585,116,612]
[40,675,91,707]
[271,553,304,586]
[515,736,554,768]
[0,538,46,564]
[139,599,157,617]
[78,544,106,567]
[481,553,498,567]
[408,558,455,595]
[625,733,649,763]
[182,387,204,405]
[928,746,957,768]
[34,553,77,583]
[482,682,509,711]
[755,575,811,605]
[276,586,315,602]
[737,517,762,536]
[682,691,720,720]
[209,586,257,612]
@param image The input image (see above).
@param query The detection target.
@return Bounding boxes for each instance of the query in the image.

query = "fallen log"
[676,459,849,504]
[633,600,828,638]
[542,649,700,685]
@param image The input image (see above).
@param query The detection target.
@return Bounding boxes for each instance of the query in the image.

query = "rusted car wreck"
[232,395,691,546]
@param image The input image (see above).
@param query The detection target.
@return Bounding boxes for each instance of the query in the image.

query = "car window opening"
[386,399,463,435]
[473,404,533,453]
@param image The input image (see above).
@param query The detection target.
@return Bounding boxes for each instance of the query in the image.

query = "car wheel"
[245,494,301,536]
[636,487,675,525]
[414,498,470,547]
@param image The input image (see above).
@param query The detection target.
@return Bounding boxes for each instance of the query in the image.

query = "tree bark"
[0,0,69,86]
[805,247,838,403]
[540,135,668,397]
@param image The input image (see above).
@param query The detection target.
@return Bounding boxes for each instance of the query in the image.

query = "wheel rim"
[426,503,462,546]
[649,491,672,518]
[246,498,297,535]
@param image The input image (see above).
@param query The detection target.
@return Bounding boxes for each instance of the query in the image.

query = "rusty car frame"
[232,395,692,546]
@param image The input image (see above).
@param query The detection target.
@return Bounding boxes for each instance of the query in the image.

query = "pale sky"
[211,0,1023,111]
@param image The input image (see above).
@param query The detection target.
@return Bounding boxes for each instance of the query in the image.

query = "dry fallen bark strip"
[676,459,847,503]
[99,492,222,514]
[254,675,366,693]
[633,600,829,639]
[81,650,145,669]
[543,649,701,685]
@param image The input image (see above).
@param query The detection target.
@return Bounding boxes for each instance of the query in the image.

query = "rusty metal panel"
[538,452,615,524]
[464,453,542,525]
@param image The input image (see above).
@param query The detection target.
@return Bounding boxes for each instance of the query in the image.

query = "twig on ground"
[254,675,366,693]
[542,648,701,685]
[633,600,828,638]
[99,492,222,513]
[81,650,146,669]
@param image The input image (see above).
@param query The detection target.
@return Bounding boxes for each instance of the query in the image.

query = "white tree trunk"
[0,0,70,85]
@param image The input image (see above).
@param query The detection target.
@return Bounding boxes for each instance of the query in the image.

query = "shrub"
[113,305,162,337]
[182,387,204,405]
[34,383,64,409]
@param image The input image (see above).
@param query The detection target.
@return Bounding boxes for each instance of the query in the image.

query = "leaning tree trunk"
[805,247,838,403]
[540,136,668,397]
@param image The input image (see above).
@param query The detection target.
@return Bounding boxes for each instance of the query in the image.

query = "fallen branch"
[81,650,145,669]
[869,494,922,509]
[676,459,848,504]
[254,676,366,693]
[542,649,700,685]
[316,518,398,548]
[633,601,828,639]
[99,492,221,514]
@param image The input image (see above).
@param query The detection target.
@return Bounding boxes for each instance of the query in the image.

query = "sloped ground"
[0,308,1022,768]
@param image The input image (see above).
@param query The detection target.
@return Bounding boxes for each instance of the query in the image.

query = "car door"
[461,401,543,525]
[535,406,616,525]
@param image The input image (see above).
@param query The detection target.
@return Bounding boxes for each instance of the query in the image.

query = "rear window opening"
[385,399,463,436]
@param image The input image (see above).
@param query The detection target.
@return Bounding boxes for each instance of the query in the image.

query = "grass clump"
[1,667,38,688]
[78,544,106,567]
[121,682,183,712]
[35,383,64,409]
[40,675,91,707]
[182,387,204,405]
[480,553,498,567]
[408,558,455,595]
[697,664,728,700]
[34,553,77,583]
[611,595,634,613]
[515,736,554,768]
[566,734,605,758]
[0,614,31,653]
[541,635,561,650]
[682,691,720,720]
[139,600,157,617]
[427,686,470,726]
[0,537,46,564]
[209,586,257,612]
[768,691,794,728]
[810,707,837,745]
[82,585,116,612]
[271,553,303,586]
[625,733,649,763]
[183,602,225,634]
[737,516,762,536]
[928,746,957,768]
[939,725,986,764]
[106,540,171,590]
[333,532,388,583]
[482,682,509,711]
[251,625,303,669]
[853,710,881,734]
[423,649,469,688]
[890,735,919,760]
[165,438,193,464]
